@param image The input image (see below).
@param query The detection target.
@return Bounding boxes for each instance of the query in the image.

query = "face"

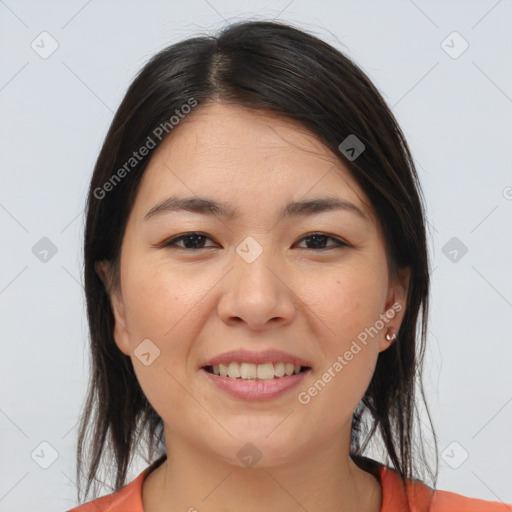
[97,102,408,468]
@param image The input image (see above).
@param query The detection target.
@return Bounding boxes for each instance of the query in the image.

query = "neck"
[142,429,382,512]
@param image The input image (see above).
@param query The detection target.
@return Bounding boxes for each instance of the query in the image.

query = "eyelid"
[164,232,217,249]
[159,231,351,250]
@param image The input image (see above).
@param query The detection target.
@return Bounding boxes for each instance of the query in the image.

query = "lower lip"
[200,368,310,401]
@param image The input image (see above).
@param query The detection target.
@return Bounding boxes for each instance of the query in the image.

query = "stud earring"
[385,330,396,342]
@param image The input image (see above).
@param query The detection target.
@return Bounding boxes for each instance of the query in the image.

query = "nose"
[217,238,297,331]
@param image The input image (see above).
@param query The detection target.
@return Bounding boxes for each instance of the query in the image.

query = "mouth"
[202,362,312,380]
[200,362,312,401]
[199,349,313,400]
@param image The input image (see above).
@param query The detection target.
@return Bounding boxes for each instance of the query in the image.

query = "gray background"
[0,0,511,510]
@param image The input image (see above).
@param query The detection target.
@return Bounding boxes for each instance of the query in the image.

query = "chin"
[197,425,313,470]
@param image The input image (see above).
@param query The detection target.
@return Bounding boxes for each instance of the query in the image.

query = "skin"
[96,102,409,512]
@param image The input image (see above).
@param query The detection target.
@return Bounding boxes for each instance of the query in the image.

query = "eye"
[161,232,349,251]
[163,232,217,250]
[294,233,349,250]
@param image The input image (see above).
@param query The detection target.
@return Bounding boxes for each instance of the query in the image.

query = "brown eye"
[163,233,217,250]
[162,232,349,251]
[295,233,349,250]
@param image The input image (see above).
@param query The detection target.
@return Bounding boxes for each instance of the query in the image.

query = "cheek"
[121,265,203,423]
[295,264,385,407]
[305,261,387,345]
[122,262,201,343]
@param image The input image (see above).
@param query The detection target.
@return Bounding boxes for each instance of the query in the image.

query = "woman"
[68,20,511,512]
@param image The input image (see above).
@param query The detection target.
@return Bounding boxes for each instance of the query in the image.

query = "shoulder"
[65,455,167,512]
[66,454,167,512]
[375,461,512,512]
[66,489,132,512]
[429,489,512,512]
[65,471,144,512]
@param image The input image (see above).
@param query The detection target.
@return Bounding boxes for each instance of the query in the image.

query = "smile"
[204,362,310,380]
[201,364,311,401]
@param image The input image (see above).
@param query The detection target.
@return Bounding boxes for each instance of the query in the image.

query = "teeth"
[274,362,285,377]
[219,363,228,377]
[209,362,304,380]
[228,362,240,378]
[240,362,257,379]
[257,363,274,380]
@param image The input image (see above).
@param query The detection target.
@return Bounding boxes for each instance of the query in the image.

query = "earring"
[385,329,396,342]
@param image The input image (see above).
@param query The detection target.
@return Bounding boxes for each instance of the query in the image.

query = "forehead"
[131,102,374,221]
[166,102,332,151]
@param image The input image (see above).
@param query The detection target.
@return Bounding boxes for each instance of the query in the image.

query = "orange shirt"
[67,457,511,512]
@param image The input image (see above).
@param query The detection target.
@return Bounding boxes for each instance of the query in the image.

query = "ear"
[378,266,410,352]
[94,260,132,357]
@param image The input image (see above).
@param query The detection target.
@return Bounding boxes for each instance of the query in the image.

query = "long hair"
[78,19,438,507]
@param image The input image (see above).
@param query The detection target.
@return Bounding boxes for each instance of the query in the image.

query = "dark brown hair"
[77,19,438,508]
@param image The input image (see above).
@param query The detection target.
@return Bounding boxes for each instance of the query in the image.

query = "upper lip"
[201,349,312,368]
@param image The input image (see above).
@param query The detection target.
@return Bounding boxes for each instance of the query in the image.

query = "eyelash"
[161,232,350,251]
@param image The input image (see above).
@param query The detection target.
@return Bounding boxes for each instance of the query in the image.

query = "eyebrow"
[144,195,369,222]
